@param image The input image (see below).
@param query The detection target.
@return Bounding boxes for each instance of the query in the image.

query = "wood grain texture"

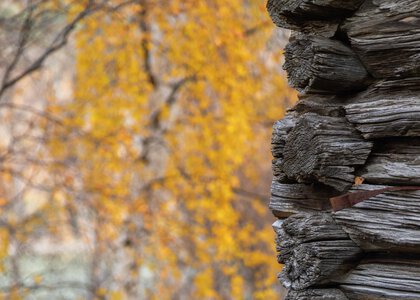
[282,113,372,191]
[274,213,351,263]
[345,78,420,138]
[359,138,420,185]
[337,256,420,300]
[333,184,420,252]
[267,0,420,297]
[343,0,420,78]
[285,289,349,300]
[294,94,346,117]
[270,181,333,217]
[271,112,298,184]
[272,112,297,159]
[267,0,363,36]
[284,36,371,94]
[274,213,362,290]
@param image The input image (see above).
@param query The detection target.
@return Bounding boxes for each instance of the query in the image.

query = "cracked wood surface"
[274,214,362,290]
[343,0,420,78]
[337,256,420,300]
[333,184,420,252]
[282,113,372,191]
[284,36,371,94]
[267,0,420,298]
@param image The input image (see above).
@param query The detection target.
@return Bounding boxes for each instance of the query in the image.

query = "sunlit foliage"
[0,0,294,298]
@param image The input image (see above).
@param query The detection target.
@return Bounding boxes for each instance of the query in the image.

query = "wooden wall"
[267,1,420,299]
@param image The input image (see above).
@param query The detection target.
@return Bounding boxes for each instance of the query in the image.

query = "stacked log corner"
[267,0,420,299]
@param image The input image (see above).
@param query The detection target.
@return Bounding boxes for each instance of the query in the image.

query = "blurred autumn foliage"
[0,0,294,299]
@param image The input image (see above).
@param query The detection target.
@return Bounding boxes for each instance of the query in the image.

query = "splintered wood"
[267,0,420,299]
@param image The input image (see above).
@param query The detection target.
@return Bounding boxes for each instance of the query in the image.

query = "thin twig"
[0,1,96,100]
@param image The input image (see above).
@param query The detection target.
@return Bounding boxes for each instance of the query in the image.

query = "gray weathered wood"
[294,94,346,117]
[286,289,349,300]
[334,184,420,252]
[343,0,420,78]
[274,213,352,263]
[270,181,333,217]
[272,158,285,178]
[272,158,296,183]
[337,256,420,300]
[267,0,420,298]
[359,138,420,185]
[345,78,420,138]
[284,36,371,94]
[271,112,298,183]
[267,0,363,36]
[272,111,297,159]
[278,240,362,290]
[267,0,364,20]
[274,213,362,290]
[282,113,372,191]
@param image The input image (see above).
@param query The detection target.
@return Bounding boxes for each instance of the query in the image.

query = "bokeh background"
[0,1,295,299]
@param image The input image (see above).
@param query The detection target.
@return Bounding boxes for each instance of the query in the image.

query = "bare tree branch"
[232,187,268,201]
[150,76,197,131]
[0,102,64,125]
[139,0,158,88]
[243,20,271,37]
[0,3,34,94]
[0,0,96,100]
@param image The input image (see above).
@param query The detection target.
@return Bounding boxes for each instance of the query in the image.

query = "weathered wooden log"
[274,213,352,263]
[286,289,349,300]
[284,36,371,94]
[270,181,333,217]
[267,0,420,297]
[343,0,420,78]
[359,138,420,185]
[345,78,420,138]
[272,159,297,184]
[294,94,345,117]
[282,113,373,191]
[274,213,363,290]
[267,0,363,21]
[267,0,364,36]
[278,238,362,290]
[333,184,420,252]
[272,158,285,178]
[337,256,420,300]
[272,111,297,159]
[271,112,297,183]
